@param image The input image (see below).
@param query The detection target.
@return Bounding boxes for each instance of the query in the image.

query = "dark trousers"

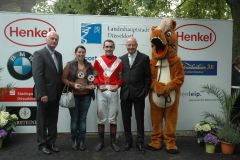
[121,96,145,143]
[36,100,59,148]
[69,95,91,142]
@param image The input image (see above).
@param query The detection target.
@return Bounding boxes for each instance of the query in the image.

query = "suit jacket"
[120,51,151,101]
[32,47,63,101]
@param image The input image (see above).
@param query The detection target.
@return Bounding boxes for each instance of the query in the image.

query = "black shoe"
[48,144,60,153]
[136,143,145,153]
[39,146,52,155]
[111,142,120,152]
[95,142,104,152]
[72,140,79,150]
[122,143,132,151]
[79,141,86,151]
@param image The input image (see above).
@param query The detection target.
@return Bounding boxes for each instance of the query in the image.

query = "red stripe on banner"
[0,88,36,102]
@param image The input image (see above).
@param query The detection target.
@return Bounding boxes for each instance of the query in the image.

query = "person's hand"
[74,83,86,90]
[99,85,107,92]
[41,96,48,103]
[87,84,95,90]
[109,85,119,92]
[74,83,81,89]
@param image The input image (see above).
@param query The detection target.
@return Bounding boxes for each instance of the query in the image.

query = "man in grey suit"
[120,37,151,153]
[32,31,63,155]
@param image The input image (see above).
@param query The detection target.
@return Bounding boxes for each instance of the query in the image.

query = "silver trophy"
[88,75,95,83]
[77,71,85,79]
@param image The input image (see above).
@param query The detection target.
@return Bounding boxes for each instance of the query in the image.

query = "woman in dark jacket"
[62,45,95,151]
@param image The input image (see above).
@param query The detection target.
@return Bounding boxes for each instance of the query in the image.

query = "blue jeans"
[69,95,91,142]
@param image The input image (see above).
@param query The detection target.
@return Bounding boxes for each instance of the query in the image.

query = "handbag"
[59,85,75,108]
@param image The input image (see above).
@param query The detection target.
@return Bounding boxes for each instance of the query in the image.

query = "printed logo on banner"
[81,23,102,44]
[176,24,216,50]
[7,51,33,80]
[85,56,97,63]
[6,106,37,126]
[4,18,56,47]
[182,61,217,75]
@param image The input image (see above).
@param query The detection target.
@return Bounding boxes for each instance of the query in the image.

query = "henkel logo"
[176,24,216,50]
[4,18,56,47]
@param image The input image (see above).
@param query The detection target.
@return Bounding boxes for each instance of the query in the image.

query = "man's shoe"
[122,143,132,151]
[39,146,52,155]
[48,144,60,153]
[136,143,145,153]
[79,141,86,151]
[72,140,79,150]
[111,142,120,152]
[95,142,104,152]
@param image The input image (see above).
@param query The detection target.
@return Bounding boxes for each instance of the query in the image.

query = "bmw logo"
[7,51,33,80]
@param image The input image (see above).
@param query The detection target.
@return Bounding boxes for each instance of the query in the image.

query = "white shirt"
[128,51,137,67]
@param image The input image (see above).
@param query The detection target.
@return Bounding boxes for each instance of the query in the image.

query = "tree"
[32,0,239,59]
[226,0,240,60]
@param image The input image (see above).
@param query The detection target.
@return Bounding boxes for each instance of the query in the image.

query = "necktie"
[129,55,134,67]
[52,52,59,72]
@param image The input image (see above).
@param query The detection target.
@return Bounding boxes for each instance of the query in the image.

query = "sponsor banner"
[182,61,217,75]
[0,13,232,132]
[0,88,35,102]
[176,24,216,50]
[7,51,33,80]
[4,18,56,47]
[6,106,37,126]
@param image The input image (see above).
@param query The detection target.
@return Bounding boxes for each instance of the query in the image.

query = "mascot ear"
[151,26,157,31]
[171,20,176,30]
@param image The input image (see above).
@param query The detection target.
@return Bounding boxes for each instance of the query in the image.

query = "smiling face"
[103,40,115,57]
[46,31,59,49]
[75,47,86,62]
[126,37,138,54]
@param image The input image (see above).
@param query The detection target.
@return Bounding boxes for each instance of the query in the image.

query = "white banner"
[0,12,232,133]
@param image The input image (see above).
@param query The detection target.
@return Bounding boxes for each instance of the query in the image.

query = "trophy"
[87,74,95,84]
[77,71,85,79]
[76,71,86,89]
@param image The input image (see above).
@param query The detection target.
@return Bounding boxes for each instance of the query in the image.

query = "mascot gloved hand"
[147,18,184,154]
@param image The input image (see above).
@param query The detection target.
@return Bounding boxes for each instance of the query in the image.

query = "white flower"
[10,114,18,120]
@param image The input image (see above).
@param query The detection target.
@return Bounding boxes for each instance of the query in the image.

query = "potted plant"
[202,84,240,154]
[0,110,18,148]
[0,129,7,148]
[217,126,240,154]
[194,121,216,144]
[203,133,219,153]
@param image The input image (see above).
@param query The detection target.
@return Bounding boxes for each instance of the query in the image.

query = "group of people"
[32,31,151,155]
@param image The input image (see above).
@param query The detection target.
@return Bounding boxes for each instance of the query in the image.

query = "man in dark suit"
[32,31,63,155]
[120,37,151,153]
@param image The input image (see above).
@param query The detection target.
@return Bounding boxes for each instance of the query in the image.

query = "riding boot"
[110,124,120,152]
[95,124,104,152]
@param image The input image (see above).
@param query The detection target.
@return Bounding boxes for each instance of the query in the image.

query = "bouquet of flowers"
[204,133,219,145]
[0,111,18,134]
[194,121,216,144]
[194,121,216,136]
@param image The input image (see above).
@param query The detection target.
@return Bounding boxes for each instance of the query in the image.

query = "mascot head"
[150,18,178,60]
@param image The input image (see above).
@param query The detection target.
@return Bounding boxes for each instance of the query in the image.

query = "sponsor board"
[4,18,56,47]
[6,106,37,126]
[182,61,217,75]
[0,88,35,102]
[7,51,33,80]
[176,24,216,50]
